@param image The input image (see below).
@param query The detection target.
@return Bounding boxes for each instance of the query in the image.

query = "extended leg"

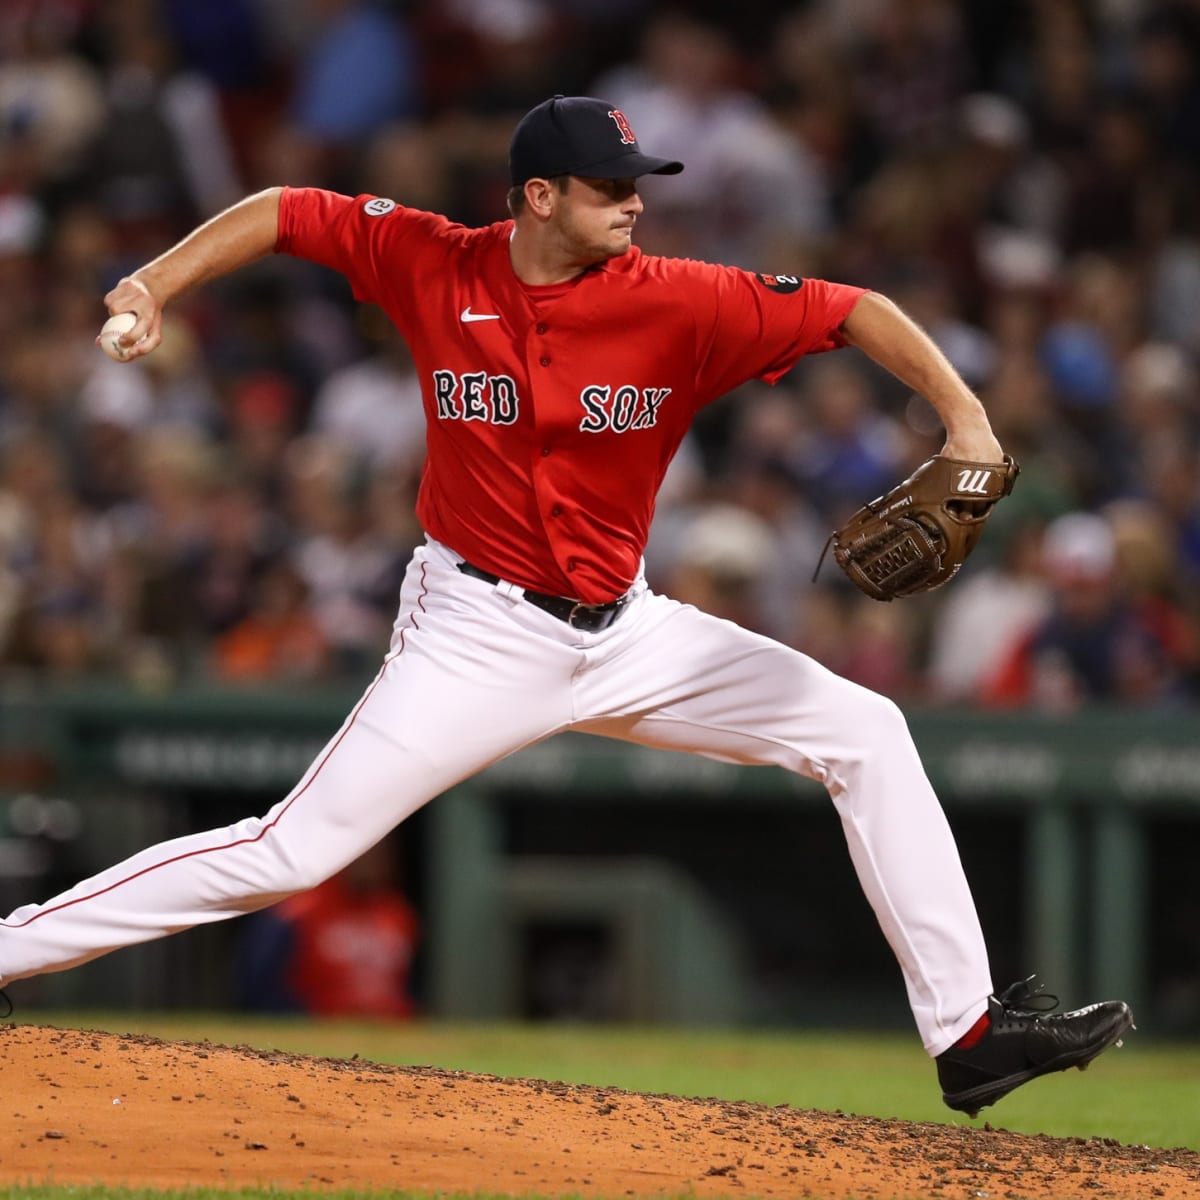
[0,544,580,984]
[574,592,991,1055]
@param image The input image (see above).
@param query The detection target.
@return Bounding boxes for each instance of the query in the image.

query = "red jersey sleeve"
[685,263,868,403]
[275,187,449,307]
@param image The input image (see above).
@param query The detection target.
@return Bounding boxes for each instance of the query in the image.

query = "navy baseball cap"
[509,95,684,186]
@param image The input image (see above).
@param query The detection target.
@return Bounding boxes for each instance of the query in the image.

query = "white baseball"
[99,312,141,361]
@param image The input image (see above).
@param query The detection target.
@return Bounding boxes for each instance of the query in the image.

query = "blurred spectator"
[0,200,46,345]
[0,4,103,189]
[974,351,1085,532]
[724,476,827,643]
[841,144,981,299]
[85,0,244,248]
[359,121,457,213]
[160,0,271,93]
[292,0,418,139]
[839,596,915,697]
[1108,495,1197,631]
[662,502,776,633]
[4,490,111,676]
[184,477,287,637]
[310,309,426,469]
[282,434,406,672]
[1127,7,1200,164]
[763,8,882,230]
[235,838,419,1017]
[280,0,419,186]
[224,370,303,498]
[76,313,219,439]
[437,0,578,117]
[207,271,327,431]
[0,331,78,445]
[927,520,1052,703]
[887,262,996,390]
[788,356,905,524]
[793,586,915,699]
[1060,97,1163,256]
[1148,199,1200,356]
[1038,254,1148,498]
[594,12,829,266]
[97,427,222,666]
[212,555,330,682]
[981,511,1196,711]
[849,0,967,151]
[1021,1,1098,160]
[1135,434,1200,590]
[0,500,25,657]
[1114,341,1198,499]
[956,91,1067,249]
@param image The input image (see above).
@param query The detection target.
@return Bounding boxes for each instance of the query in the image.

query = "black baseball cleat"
[937,976,1134,1117]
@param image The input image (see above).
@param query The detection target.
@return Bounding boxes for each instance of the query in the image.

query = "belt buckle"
[567,601,595,629]
[568,596,624,631]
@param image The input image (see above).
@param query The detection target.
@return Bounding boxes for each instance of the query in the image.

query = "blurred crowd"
[2,0,1200,710]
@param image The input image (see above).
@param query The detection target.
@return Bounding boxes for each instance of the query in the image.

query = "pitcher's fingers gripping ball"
[98,312,143,361]
[824,454,1020,600]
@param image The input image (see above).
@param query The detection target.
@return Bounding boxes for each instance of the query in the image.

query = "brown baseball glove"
[819,454,1020,601]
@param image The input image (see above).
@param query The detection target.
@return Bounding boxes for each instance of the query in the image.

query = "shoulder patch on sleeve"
[755,273,803,294]
[363,197,397,217]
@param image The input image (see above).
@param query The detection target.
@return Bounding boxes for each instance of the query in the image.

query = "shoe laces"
[996,975,1059,1015]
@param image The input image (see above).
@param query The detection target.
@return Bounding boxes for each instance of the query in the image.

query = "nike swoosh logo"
[460,307,500,323]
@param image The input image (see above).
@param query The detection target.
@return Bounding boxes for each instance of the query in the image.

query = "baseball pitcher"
[0,96,1131,1116]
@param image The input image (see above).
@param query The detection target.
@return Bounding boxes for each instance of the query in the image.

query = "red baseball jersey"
[276,188,867,603]
[279,877,419,1018]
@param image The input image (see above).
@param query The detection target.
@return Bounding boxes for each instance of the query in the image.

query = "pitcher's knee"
[856,687,909,738]
[826,681,917,773]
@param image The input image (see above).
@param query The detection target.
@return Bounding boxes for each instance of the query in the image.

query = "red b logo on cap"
[608,109,636,145]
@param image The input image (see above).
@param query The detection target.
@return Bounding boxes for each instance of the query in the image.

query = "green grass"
[35,1012,1200,1150]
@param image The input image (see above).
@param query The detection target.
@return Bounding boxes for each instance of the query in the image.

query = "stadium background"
[1,0,1199,1037]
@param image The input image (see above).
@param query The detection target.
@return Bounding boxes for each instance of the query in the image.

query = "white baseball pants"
[0,536,991,1054]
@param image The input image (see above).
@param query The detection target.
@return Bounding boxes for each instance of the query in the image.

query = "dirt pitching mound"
[1,1024,1197,1198]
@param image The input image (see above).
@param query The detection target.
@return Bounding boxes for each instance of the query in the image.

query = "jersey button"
[550,504,563,517]
[535,322,548,334]
[541,446,551,457]
[539,355,551,366]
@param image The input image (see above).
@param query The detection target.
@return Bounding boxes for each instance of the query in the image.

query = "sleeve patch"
[756,273,803,294]
[363,197,397,217]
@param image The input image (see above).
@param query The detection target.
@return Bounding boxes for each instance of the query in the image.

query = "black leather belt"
[456,560,628,632]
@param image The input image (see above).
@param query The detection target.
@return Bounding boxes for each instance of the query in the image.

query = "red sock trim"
[954,1011,991,1049]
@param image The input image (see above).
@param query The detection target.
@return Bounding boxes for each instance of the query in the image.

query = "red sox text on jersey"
[276,189,865,604]
[432,368,670,435]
